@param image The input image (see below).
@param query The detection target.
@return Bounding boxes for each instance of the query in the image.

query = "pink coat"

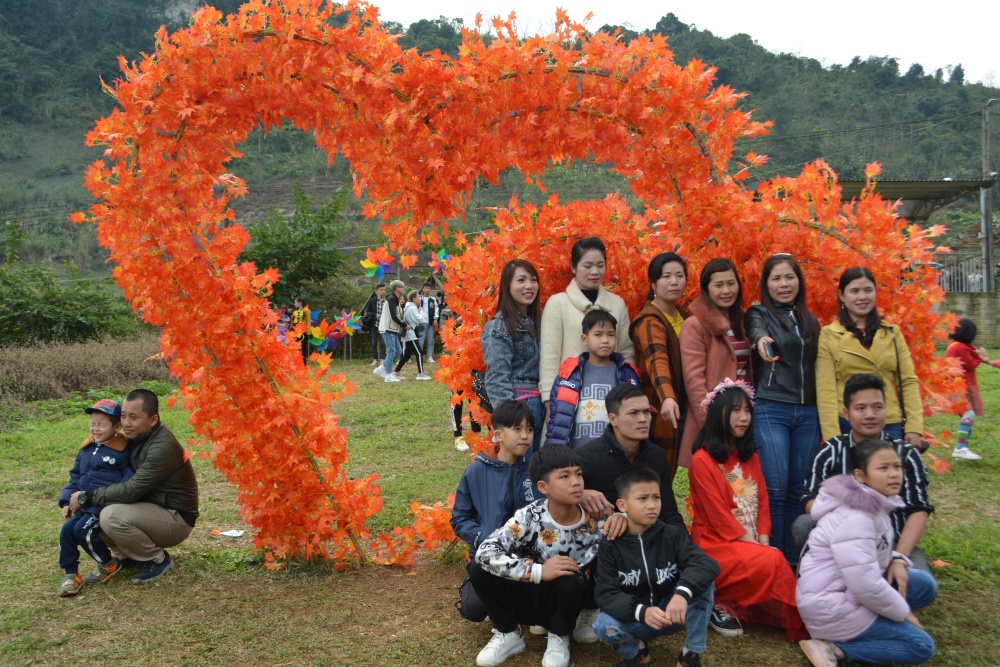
[678,296,752,467]
[795,474,911,642]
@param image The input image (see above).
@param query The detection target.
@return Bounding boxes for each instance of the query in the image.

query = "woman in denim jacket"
[481,259,544,456]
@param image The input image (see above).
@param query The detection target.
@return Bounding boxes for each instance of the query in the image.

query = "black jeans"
[59,512,112,574]
[470,563,593,636]
[451,396,483,437]
[395,339,423,374]
[370,328,385,360]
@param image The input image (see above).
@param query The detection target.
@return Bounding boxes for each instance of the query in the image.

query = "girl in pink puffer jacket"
[795,439,936,666]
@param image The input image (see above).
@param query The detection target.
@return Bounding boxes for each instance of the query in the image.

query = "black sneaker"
[132,551,173,584]
[709,605,743,636]
[614,642,650,667]
[677,649,703,667]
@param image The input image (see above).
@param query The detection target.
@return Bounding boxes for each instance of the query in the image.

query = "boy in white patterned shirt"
[471,444,627,667]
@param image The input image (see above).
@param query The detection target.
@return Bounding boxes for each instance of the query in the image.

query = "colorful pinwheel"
[430,249,451,274]
[360,248,394,282]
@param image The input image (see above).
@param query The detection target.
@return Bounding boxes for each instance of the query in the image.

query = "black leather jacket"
[744,303,818,405]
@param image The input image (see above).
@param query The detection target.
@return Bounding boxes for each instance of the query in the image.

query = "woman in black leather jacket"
[743,254,820,566]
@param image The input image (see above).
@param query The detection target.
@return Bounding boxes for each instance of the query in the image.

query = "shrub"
[0,331,173,405]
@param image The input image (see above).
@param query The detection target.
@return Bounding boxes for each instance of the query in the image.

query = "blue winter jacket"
[545,351,642,447]
[450,446,538,550]
[59,433,133,517]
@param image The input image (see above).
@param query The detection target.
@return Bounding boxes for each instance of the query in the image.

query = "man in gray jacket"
[70,388,199,584]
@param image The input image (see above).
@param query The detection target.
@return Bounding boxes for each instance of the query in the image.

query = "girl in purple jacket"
[796,439,936,666]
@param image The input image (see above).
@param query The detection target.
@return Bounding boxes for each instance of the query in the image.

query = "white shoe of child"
[952,447,982,460]
[541,633,570,667]
[572,608,599,643]
[476,628,525,667]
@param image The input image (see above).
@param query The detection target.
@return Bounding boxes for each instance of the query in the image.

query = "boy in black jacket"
[593,465,718,667]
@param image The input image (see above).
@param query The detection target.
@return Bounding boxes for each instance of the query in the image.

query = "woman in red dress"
[688,378,807,642]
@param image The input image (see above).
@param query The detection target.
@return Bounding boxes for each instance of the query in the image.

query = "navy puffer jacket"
[59,433,132,517]
[545,351,641,447]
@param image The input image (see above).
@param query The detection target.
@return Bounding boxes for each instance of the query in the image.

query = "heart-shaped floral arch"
[75,0,960,566]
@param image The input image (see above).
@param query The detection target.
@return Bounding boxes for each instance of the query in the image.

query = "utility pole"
[983,99,997,292]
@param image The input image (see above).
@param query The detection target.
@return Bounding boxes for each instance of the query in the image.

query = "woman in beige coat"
[538,237,634,409]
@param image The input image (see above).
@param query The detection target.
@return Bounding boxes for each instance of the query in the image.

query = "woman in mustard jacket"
[816,267,924,446]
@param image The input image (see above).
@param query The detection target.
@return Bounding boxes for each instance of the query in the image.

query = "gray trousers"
[790,514,930,573]
[100,502,193,564]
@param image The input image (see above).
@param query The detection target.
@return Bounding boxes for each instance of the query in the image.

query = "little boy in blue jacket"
[451,400,538,621]
[547,310,641,449]
[57,399,133,597]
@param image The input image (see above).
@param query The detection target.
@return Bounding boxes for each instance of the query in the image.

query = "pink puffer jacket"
[795,474,911,642]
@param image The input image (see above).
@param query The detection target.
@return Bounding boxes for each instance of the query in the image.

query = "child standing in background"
[945,318,999,461]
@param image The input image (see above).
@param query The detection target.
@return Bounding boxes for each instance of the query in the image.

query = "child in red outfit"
[945,318,1000,461]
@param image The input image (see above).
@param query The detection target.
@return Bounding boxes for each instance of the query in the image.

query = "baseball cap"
[85,399,122,420]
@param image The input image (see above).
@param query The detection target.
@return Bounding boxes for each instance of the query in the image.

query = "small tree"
[240,182,348,306]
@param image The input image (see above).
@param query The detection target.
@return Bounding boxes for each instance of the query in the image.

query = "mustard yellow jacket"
[815,320,924,440]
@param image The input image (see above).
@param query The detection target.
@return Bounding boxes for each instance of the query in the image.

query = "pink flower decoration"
[700,377,755,410]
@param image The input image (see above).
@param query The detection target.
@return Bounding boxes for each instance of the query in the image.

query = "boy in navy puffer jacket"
[451,400,538,622]
[57,399,133,597]
[547,310,641,449]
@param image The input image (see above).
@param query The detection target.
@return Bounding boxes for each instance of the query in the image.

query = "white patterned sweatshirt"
[474,498,604,584]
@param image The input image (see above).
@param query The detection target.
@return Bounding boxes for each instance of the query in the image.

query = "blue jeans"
[839,417,904,441]
[382,333,402,375]
[420,324,435,359]
[518,395,544,462]
[831,569,936,664]
[755,399,821,566]
[593,583,714,658]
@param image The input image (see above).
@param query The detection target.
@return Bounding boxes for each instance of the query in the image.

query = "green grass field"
[1,357,998,666]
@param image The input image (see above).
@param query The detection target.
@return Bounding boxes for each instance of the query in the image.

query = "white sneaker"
[384,373,402,383]
[455,437,470,452]
[572,608,599,643]
[391,372,406,381]
[427,357,436,363]
[541,633,570,667]
[953,447,982,460]
[416,373,432,381]
[476,628,525,667]
[373,366,387,378]
[370,359,379,366]
[528,625,547,635]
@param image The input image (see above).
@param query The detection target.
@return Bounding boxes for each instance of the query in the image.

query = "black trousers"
[469,563,593,636]
[451,396,482,437]
[395,339,423,374]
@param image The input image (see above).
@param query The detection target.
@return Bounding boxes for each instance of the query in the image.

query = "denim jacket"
[481,311,541,406]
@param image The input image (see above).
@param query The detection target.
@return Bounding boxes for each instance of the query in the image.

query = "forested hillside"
[0,2,996,271]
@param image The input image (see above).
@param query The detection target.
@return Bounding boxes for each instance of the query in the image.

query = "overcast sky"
[366,0,997,86]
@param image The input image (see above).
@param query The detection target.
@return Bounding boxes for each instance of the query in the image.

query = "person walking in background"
[679,258,753,469]
[362,284,387,366]
[539,237,634,408]
[945,317,1000,461]
[629,251,690,473]
[482,259,545,456]
[375,280,407,382]
[743,254,821,565]
[394,290,431,380]
[421,282,439,363]
[815,267,924,447]
[292,296,312,363]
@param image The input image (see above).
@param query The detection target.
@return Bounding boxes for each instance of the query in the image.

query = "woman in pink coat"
[796,439,937,666]
[679,258,753,468]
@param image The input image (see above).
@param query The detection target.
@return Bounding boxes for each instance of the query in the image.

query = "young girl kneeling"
[797,439,937,666]
[688,378,806,641]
